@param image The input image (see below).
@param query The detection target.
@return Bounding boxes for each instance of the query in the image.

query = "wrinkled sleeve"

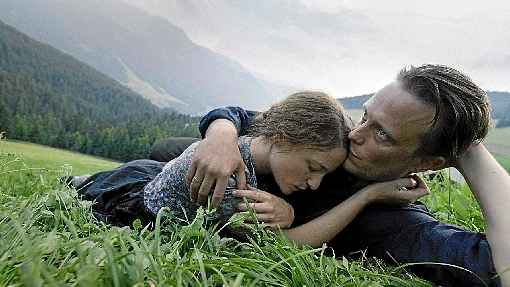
[143,141,246,224]
[198,106,259,138]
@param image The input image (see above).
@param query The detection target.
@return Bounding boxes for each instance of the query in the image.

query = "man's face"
[343,81,436,181]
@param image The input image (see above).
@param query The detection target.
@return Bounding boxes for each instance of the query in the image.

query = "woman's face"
[269,145,347,195]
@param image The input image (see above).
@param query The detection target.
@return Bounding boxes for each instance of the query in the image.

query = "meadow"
[0,139,498,286]
[0,140,120,174]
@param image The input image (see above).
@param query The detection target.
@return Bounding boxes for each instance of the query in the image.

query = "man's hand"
[186,119,247,207]
[234,186,295,229]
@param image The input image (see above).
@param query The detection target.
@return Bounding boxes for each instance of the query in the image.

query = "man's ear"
[416,156,447,172]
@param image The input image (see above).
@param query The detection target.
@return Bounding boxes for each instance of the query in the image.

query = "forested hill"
[338,91,510,127]
[0,20,199,161]
[0,0,288,114]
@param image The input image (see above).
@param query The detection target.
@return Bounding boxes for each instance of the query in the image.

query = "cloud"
[124,0,510,95]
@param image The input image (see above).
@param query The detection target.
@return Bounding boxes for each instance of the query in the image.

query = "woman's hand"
[233,186,295,229]
[362,175,430,205]
[186,119,247,207]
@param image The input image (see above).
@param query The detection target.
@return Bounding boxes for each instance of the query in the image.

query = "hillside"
[0,20,198,161]
[0,0,288,114]
[0,140,119,175]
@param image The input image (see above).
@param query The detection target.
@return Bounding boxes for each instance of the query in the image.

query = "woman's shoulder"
[162,141,200,172]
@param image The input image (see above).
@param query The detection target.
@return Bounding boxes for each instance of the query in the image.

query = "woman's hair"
[249,91,351,151]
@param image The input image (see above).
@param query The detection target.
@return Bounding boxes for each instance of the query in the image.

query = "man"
[151,65,510,286]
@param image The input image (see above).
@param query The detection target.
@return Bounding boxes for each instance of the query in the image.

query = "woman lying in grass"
[76,92,428,247]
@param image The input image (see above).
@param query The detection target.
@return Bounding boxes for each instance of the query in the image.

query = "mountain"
[338,94,372,110]
[0,20,198,161]
[0,0,286,114]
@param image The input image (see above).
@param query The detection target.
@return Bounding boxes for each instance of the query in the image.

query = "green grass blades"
[1,150,487,286]
[422,170,485,232]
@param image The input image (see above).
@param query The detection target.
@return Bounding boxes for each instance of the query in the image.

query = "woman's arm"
[282,177,429,247]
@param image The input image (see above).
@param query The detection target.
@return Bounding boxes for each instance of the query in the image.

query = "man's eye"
[375,128,389,141]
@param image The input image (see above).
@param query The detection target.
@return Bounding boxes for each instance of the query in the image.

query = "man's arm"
[456,144,510,285]
[188,107,259,207]
[198,106,259,138]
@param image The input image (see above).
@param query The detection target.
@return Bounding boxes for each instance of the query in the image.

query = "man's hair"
[397,64,491,160]
[249,91,351,150]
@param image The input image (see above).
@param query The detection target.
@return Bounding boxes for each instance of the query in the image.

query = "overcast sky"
[124,0,510,97]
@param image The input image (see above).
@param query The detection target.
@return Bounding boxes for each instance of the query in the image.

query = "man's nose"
[348,125,365,145]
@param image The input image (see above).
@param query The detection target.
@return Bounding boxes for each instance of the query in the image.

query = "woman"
[76,92,428,246]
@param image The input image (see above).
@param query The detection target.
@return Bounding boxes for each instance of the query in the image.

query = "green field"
[486,127,510,148]
[0,140,120,175]
[0,138,498,286]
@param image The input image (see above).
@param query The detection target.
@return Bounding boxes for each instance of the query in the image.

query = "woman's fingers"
[393,177,417,190]
[236,202,273,213]
[233,188,268,202]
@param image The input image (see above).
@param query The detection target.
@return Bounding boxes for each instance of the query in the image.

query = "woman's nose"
[307,175,323,191]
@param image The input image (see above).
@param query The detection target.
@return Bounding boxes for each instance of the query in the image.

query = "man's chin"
[344,159,391,181]
[343,159,363,176]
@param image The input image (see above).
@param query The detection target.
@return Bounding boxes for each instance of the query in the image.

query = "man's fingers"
[236,164,247,190]
[189,168,205,202]
[197,175,215,206]
[186,160,198,186]
[211,177,228,208]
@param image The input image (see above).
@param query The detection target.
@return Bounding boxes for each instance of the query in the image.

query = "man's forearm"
[457,144,510,285]
[205,119,238,139]
[198,106,257,138]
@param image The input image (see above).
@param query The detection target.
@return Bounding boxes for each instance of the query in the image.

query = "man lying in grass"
[76,92,426,244]
[161,65,509,286]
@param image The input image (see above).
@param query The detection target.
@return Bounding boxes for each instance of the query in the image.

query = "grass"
[0,139,494,286]
[0,151,434,286]
[0,140,120,175]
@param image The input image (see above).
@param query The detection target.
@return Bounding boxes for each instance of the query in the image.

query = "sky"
[124,0,510,97]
